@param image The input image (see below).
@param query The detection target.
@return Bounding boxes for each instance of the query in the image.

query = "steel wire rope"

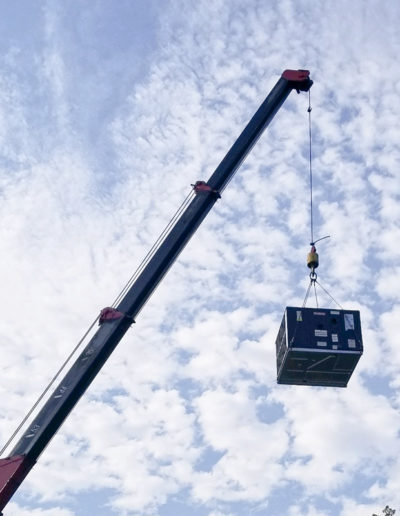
[313,280,319,308]
[302,92,343,311]
[125,188,201,319]
[111,188,195,307]
[0,315,99,457]
[308,90,314,245]
[302,280,313,308]
[315,279,344,309]
[302,276,344,310]
[0,187,196,457]
[302,93,317,310]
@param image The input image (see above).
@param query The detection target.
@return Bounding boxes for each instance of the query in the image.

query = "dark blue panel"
[276,307,363,387]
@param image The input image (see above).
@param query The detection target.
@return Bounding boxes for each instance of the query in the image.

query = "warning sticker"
[348,339,356,348]
[315,329,327,337]
[332,334,338,342]
[296,310,302,322]
[344,314,355,331]
[330,310,340,315]
[317,341,327,346]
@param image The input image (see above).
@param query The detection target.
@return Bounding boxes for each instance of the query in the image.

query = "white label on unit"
[344,314,355,330]
[348,339,356,348]
[296,310,302,321]
[317,341,327,346]
[314,312,326,316]
[315,329,328,337]
[330,310,340,315]
[332,345,338,350]
[332,334,338,342]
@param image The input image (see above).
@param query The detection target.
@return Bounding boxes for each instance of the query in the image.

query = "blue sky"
[0,1,400,515]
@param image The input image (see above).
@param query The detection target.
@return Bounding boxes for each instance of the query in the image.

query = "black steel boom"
[0,70,312,512]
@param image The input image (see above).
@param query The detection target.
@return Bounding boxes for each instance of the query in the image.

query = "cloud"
[1,0,400,515]
[7,505,74,516]
[190,385,288,505]
[339,498,392,516]
[271,381,400,495]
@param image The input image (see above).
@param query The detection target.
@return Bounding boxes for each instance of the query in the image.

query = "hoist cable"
[1,187,197,457]
[308,90,314,245]
[301,93,344,312]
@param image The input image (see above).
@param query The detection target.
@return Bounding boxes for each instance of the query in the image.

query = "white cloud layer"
[0,0,399,515]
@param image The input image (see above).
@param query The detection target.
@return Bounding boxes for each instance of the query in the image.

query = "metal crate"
[276,306,363,387]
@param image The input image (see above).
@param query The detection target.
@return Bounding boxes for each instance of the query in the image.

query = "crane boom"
[0,69,312,513]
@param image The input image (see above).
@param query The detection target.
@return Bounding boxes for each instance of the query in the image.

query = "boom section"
[0,70,312,513]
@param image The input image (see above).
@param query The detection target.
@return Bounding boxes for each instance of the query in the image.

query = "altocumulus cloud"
[0,0,399,515]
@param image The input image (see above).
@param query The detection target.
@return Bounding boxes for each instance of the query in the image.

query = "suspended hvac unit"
[276,306,363,387]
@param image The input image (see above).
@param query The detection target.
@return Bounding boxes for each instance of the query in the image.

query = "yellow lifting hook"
[307,244,319,270]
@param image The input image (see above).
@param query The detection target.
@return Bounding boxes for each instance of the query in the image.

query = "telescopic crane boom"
[0,70,312,513]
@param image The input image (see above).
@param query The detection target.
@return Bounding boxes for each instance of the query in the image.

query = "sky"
[0,0,399,515]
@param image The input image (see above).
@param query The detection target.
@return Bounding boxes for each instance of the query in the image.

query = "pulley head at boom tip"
[282,69,313,92]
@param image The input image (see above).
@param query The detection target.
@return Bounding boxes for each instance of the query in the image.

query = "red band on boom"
[0,455,36,512]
